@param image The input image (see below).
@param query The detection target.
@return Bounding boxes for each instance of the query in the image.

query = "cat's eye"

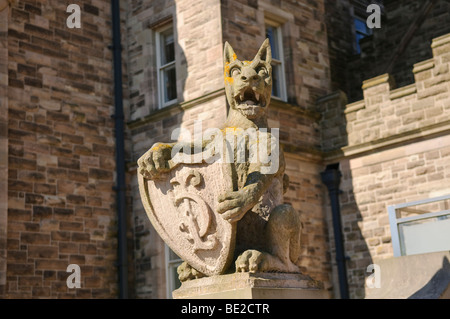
[230,67,241,77]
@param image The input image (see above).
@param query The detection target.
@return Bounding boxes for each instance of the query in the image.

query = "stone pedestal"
[172,272,329,299]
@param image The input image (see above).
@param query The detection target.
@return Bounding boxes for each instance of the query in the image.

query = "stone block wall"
[0,4,8,296]
[4,0,119,298]
[323,0,384,95]
[319,33,450,298]
[283,154,330,285]
[268,101,330,287]
[324,0,450,103]
[221,0,330,109]
[321,33,450,154]
[126,0,224,121]
[126,0,228,298]
[4,0,448,300]
[323,0,357,94]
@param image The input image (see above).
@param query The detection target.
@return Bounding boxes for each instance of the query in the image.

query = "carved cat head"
[223,39,272,120]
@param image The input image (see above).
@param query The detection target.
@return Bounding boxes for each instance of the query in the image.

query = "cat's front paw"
[235,249,268,273]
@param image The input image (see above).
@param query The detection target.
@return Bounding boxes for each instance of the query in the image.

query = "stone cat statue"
[138,39,303,281]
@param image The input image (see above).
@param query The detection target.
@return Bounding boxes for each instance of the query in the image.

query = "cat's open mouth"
[235,87,266,108]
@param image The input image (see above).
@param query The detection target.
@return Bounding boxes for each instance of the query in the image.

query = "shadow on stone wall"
[318,91,372,298]
[321,159,373,299]
[338,163,373,299]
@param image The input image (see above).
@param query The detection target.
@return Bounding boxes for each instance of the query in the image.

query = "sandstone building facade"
[0,0,449,299]
[1,0,122,298]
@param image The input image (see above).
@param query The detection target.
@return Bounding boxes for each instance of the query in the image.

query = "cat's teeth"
[240,94,244,101]
[255,93,260,101]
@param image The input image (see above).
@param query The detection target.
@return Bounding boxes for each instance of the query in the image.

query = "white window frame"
[155,25,177,109]
[265,21,287,102]
[165,244,183,299]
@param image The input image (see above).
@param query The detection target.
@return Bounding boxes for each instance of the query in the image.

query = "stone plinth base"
[172,272,329,299]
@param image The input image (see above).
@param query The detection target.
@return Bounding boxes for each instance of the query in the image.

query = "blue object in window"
[354,17,372,54]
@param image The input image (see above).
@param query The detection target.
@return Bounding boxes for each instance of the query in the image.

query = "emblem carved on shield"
[138,159,236,277]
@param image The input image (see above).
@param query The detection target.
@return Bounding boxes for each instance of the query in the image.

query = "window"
[165,245,182,298]
[388,194,450,257]
[265,23,287,101]
[354,17,373,54]
[156,25,177,108]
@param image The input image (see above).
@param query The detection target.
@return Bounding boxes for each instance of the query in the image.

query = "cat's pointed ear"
[255,38,272,64]
[224,41,237,65]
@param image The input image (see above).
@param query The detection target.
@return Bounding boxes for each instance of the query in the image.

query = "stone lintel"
[172,272,329,299]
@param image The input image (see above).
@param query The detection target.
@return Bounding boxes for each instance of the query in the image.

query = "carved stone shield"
[138,160,236,276]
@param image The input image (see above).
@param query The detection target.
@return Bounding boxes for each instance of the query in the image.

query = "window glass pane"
[171,266,182,290]
[266,26,280,60]
[169,248,181,261]
[272,64,280,97]
[161,29,175,65]
[354,17,373,54]
[354,18,368,35]
[399,215,450,256]
[355,32,364,54]
[163,66,177,103]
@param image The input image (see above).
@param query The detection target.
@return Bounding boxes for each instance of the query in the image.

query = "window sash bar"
[396,210,450,224]
[391,194,450,210]
[272,59,282,65]
[159,60,175,70]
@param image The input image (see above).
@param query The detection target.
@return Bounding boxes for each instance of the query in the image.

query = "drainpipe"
[321,164,349,299]
[110,0,128,299]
